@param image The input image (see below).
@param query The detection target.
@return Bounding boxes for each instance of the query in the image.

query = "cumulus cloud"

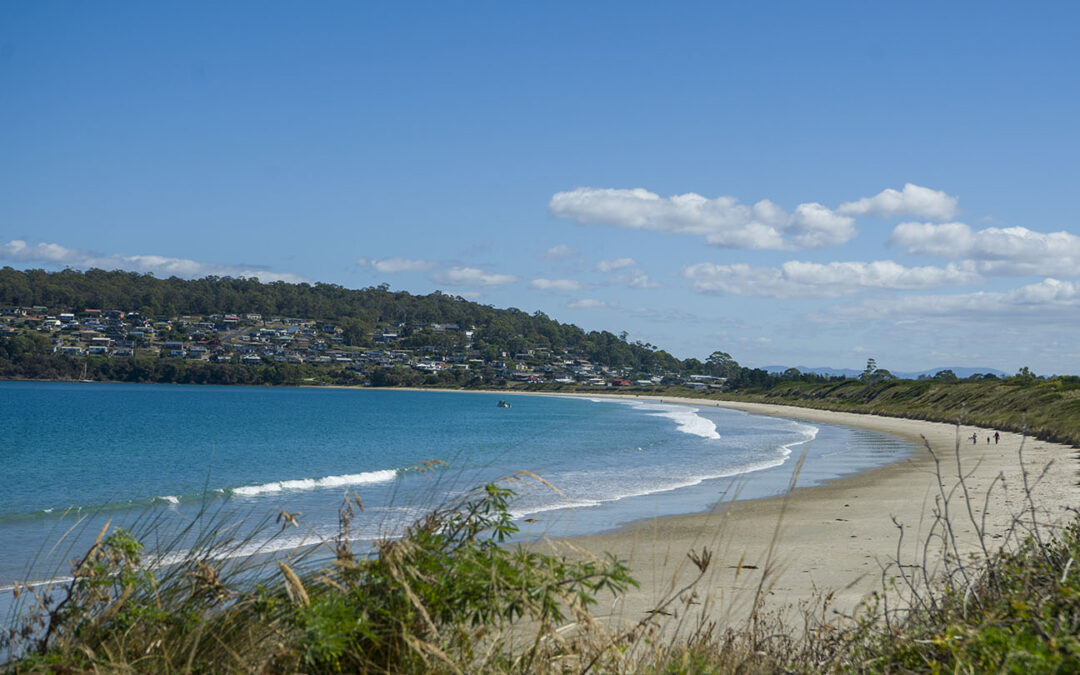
[567,298,614,309]
[890,222,1080,276]
[789,203,858,248]
[0,240,306,283]
[596,257,638,273]
[837,183,959,221]
[549,188,855,250]
[357,256,437,273]
[682,260,980,298]
[624,272,659,289]
[819,278,1080,324]
[542,243,579,260]
[432,266,519,288]
[531,278,583,291]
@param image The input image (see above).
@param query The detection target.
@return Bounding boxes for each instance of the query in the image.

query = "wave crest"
[231,469,398,497]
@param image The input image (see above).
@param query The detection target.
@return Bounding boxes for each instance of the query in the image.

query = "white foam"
[591,397,723,439]
[510,447,800,521]
[153,531,322,567]
[0,576,74,593]
[150,505,430,567]
[645,406,720,439]
[611,400,721,439]
[156,495,180,505]
[232,469,398,497]
[784,421,820,446]
[509,499,601,518]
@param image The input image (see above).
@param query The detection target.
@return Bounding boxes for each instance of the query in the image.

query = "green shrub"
[4,480,636,673]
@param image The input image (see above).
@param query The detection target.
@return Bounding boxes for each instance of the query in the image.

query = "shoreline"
[358,387,1079,624]
[532,394,1080,627]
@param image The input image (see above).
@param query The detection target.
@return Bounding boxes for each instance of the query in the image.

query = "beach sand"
[528,396,1080,631]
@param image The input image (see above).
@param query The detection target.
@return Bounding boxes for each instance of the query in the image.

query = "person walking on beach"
[971,432,978,444]
[994,431,1000,444]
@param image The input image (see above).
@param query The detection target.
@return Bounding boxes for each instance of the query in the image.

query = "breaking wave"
[230,469,399,497]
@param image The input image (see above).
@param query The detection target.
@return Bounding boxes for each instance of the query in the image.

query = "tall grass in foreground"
[3,433,1078,673]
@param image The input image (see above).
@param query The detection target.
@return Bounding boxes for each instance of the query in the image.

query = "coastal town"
[0,305,728,389]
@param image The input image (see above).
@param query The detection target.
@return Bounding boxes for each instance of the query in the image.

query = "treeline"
[0,334,330,386]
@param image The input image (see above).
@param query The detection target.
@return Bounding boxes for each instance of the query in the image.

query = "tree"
[1013,366,1037,383]
[338,318,370,347]
[861,358,878,381]
[706,351,740,379]
[932,369,958,382]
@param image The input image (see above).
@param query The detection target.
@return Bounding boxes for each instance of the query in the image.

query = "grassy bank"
[651,376,1080,448]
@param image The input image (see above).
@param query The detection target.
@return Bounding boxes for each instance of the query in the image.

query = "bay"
[0,382,915,591]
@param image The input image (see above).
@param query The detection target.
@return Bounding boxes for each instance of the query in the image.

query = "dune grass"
[3,435,1077,673]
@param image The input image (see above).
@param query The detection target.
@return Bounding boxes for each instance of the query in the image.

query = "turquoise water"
[0,382,915,591]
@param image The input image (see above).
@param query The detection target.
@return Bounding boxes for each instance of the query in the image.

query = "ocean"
[0,381,915,593]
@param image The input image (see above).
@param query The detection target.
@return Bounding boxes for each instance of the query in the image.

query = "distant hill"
[761,365,1011,380]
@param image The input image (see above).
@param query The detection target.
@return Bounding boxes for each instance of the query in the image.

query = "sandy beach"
[525,395,1080,630]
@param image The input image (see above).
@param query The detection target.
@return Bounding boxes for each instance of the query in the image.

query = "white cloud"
[549,187,855,250]
[683,260,979,298]
[592,257,660,289]
[530,278,583,291]
[625,272,659,289]
[358,256,437,273]
[542,244,579,260]
[789,203,857,247]
[432,266,519,288]
[0,239,306,283]
[890,222,1080,276]
[820,278,1080,324]
[567,298,614,310]
[596,257,638,273]
[887,222,974,257]
[837,183,959,221]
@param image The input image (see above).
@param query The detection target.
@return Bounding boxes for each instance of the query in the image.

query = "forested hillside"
[0,267,691,372]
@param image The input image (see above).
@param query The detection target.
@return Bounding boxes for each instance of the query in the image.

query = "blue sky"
[3,1,1080,374]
